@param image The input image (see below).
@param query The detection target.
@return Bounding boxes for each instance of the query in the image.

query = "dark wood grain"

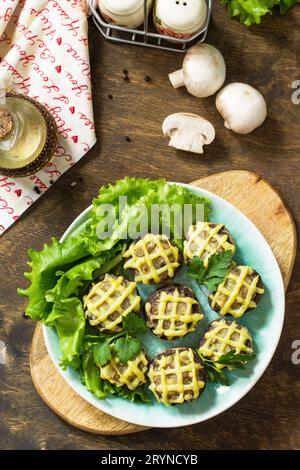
[1,2,300,450]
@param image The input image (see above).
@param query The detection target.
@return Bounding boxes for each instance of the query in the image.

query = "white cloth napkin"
[0,0,96,234]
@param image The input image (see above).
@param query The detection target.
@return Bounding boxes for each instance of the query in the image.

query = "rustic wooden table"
[1,3,300,450]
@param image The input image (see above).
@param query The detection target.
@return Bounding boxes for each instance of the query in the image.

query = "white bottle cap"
[101,0,144,16]
[156,0,207,33]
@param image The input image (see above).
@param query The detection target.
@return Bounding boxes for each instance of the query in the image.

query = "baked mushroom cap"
[148,347,206,405]
[184,221,235,266]
[209,265,264,318]
[145,284,203,340]
[100,348,149,390]
[83,274,141,332]
[198,319,253,369]
[123,234,181,284]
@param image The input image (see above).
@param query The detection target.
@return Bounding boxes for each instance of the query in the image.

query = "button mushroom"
[162,113,215,154]
[168,44,226,98]
[216,83,267,134]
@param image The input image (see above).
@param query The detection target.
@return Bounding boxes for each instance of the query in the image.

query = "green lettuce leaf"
[17,234,89,321]
[46,297,85,369]
[221,0,299,25]
[80,178,210,255]
[45,247,124,304]
[81,349,114,398]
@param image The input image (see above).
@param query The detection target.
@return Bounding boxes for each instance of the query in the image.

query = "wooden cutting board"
[30,170,296,435]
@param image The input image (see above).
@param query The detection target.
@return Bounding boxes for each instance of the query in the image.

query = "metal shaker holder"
[89,0,212,53]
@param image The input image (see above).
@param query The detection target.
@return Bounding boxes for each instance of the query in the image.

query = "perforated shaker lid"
[155,0,207,32]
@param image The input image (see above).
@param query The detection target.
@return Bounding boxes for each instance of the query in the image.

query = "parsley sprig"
[188,251,233,291]
[90,312,148,367]
[198,350,256,386]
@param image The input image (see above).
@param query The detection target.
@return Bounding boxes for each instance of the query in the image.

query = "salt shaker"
[98,0,153,29]
[0,86,57,177]
[153,0,207,39]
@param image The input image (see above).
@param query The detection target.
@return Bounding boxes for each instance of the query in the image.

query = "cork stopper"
[0,107,13,139]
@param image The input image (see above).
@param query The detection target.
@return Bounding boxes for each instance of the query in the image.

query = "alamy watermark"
[291,80,300,104]
[95,197,205,241]
[0,340,5,364]
[291,340,300,365]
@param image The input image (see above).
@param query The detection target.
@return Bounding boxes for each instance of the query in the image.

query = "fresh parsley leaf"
[204,360,230,386]
[88,313,146,366]
[187,256,207,282]
[114,335,141,363]
[123,312,148,335]
[198,350,256,385]
[217,351,256,369]
[93,339,112,367]
[188,251,233,292]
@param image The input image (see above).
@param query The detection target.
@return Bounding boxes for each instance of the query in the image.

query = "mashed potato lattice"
[145,288,203,339]
[83,274,141,332]
[100,350,149,390]
[199,319,253,369]
[123,234,180,284]
[210,265,264,317]
[148,348,205,405]
[184,222,235,266]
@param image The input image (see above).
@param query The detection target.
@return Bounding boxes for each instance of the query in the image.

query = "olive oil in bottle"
[0,85,57,177]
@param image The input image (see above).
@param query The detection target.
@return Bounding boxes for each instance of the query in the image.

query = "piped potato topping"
[184,221,235,267]
[148,348,206,406]
[145,285,203,340]
[198,319,253,369]
[123,234,180,284]
[100,349,149,390]
[209,265,264,318]
[83,274,141,332]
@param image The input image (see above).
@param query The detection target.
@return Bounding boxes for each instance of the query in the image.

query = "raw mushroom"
[216,83,267,134]
[162,113,215,154]
[168,44,226,98]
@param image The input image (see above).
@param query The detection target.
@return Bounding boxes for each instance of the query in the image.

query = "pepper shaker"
[98,0,153,29]
[153,0,207,39]
[0,85,57,178]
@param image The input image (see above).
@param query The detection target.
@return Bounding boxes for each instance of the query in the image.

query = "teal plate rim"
[42,182,285,428]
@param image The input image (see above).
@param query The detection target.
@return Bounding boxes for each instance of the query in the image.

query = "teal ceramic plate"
[43,182,285,428]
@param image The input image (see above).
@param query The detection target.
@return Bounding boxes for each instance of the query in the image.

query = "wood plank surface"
[1,2,300,450]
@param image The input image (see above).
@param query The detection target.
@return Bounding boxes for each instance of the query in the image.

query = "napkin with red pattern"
[0,0,96,234]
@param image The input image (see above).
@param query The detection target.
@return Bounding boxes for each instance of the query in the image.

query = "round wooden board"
[30,170,296,435]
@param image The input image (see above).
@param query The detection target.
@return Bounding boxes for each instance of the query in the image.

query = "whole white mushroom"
[169,44,226,98]
[216,83,267,134]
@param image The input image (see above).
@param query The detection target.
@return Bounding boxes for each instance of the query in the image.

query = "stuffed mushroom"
[198,319,253,369]
[148,347,206,405]
[145,285,203,340]
[123,234,180,284]
[100,347,149,390]
[209,265,264,318]
[83,274,141,332]
[184,221,235,266]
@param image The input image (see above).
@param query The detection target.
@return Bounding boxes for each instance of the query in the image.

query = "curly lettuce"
[221,0,299,25]
[81,177,211,255]
[17,234,89,321]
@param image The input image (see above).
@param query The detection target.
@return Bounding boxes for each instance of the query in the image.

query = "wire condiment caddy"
[89,0,212,53]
